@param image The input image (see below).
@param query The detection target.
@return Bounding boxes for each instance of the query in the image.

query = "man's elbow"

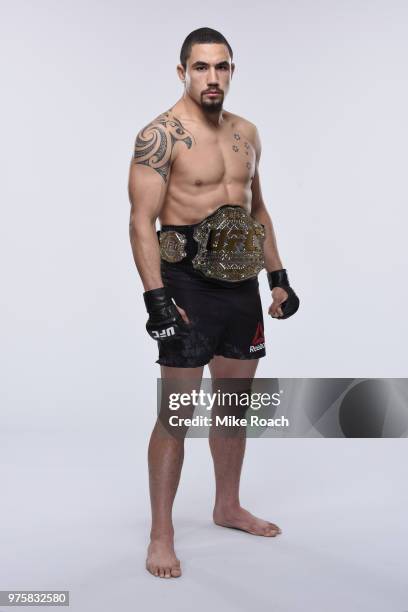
[129,206,156,238]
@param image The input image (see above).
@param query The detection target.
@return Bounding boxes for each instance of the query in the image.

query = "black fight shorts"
[157,259,266,368]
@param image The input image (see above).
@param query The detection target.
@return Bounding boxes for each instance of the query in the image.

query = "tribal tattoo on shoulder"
[133,110,194,182]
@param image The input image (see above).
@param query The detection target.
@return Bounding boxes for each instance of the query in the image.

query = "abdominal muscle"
[159,184,253,225]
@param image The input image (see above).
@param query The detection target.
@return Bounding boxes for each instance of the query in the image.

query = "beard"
[200,92,224,113]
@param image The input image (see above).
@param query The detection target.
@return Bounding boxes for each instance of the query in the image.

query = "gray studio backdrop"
[1,0,407,433]
[1,2,408,611]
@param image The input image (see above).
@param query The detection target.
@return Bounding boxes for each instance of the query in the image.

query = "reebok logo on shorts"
[250,322,265,353]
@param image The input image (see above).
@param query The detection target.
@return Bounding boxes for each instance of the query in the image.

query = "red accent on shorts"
[251,322,264,346]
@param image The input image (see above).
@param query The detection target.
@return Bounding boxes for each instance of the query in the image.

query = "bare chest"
[171,125,256,188]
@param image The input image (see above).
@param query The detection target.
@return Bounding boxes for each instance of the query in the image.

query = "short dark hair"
[180,27,233,69]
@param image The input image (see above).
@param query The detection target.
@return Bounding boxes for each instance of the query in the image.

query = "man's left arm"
[250,126,300,320]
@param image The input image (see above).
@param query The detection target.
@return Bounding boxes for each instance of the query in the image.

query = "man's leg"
[208,355,281,537]
[146,364,204,578]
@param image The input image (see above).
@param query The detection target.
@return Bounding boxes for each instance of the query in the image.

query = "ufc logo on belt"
[208,227,261,252]
[152,327,176,339]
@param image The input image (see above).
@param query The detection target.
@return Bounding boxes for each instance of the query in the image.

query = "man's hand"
[144,287,190,341]
[269,287,289,318]
[267,269,300,320]
[174,303,190,326]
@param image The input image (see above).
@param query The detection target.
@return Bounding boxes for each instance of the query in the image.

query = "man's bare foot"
[146,536,182,578]
[213,506,282,537]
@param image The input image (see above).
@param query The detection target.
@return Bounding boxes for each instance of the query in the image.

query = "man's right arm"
[128,119,172,291]
[128,119,190,340]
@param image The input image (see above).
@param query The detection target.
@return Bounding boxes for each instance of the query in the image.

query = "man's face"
[179,43,234,113]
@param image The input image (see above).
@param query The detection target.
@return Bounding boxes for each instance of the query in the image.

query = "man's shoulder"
[224,111,260,154]
[138,109,175,132]
[133,108,193,173]
[137,109,193,143]
[224,111,258,135]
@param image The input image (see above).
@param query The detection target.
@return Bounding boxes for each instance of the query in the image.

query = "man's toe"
[146,562,156,576]
[264,527,277,536]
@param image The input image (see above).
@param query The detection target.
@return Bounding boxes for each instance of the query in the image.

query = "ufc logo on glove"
[151,327,176,339]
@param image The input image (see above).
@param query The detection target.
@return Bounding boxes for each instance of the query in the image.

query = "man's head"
[177,27,234,113]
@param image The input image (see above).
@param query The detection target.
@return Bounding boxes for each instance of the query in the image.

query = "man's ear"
[231,62,235,78]
[176,63,186,83]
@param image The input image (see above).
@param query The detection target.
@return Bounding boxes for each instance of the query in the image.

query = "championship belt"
[159,230,187,263]
[192,205,265,282]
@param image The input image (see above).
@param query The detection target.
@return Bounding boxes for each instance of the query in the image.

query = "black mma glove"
[267,269,300,320]
[143,287,190,341]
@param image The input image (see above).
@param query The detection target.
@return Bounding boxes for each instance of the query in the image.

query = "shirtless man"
[128,27,299,578]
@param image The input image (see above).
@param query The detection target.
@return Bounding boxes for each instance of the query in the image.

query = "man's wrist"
[143,286,170,313]
[143,282,164,292]
[267,268,289,290]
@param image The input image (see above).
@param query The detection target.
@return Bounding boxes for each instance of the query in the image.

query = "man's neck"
[174,94,224,127]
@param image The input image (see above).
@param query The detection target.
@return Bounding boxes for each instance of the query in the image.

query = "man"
[128,27,299,579]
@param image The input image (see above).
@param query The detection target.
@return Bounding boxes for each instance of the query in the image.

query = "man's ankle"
[213,501,241,515]
[150,529,175,542]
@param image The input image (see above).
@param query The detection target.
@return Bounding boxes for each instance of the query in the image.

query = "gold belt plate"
[192,206,265,281]
[159,230,187,263]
